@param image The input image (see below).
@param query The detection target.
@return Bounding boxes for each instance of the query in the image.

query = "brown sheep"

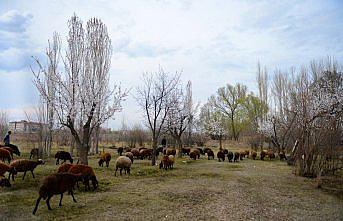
[189,149,200,160]
[181,147,191,156]
[68,165,98,191]
[207,150,215,160]
[115,156,132,176]
[267,151,275,160]
[0,162,17,181]
[234,152,240,162]
[55,151,73,165]
[0,175,11,187]
[98,152,111,167]
[239,151,245,160]
[260,150,267,160]
[0,148,12,164]
[10,159,44,181]
[1,147,14,158]
[251,151,257,160]
[130,148,140,159]
[165,148,176,156]
[32,172,83,215]
[227,151,234,162]
[125,152,134,163]
[139,149,152,160]
[217,150,225,162]
[244,150,250,158]
[159,155,174,170]
[30,148,39,159]
[57,163,73,173]
[203,147,212,154]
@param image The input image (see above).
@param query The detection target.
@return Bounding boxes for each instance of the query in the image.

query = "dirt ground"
[0,149,342,221]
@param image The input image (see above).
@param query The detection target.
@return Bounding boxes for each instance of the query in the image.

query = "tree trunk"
[151,139,158,166]
[79,144,89,165]
[219,136,222,149]
[94,126,100,154]
[177,137,183,158]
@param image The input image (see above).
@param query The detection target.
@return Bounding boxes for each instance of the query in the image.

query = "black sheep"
[217,150,225,162]
[234,152,240,162]
[117,147,124,156]
[32,172,83,215]
[227,151,234,162]
[207,150,214,160]
[55,151,73,165]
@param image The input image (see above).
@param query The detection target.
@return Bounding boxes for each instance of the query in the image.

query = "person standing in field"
[3,131,11,146]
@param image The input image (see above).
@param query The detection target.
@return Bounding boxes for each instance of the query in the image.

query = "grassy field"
[0,148,342,221]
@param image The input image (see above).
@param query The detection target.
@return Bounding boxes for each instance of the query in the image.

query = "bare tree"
[0,111,8,140]
[166,80,197,156]
[136,67,180,165]
[32,14,127,164]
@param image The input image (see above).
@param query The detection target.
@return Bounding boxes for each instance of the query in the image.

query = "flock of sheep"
[0,144,287,215]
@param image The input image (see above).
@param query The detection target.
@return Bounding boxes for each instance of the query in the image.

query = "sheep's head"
[91,176,98,190]
[37,159,45,165]
[70,158,74,164]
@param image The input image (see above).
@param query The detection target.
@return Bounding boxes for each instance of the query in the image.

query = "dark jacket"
[3,134,10,145]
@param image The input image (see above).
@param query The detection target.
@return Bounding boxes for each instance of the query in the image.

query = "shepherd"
[3,131,11,146]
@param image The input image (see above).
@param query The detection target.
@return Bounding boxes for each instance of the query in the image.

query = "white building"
[8,120,47,134]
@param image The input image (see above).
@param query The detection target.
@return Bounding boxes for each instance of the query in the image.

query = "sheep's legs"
[31,170,35,178]
[59,194,63,206]
[115,168,118,176]
[32,196,42,215]
[46,196,52,210]
[22,171,26,180]
[70,190,77,203]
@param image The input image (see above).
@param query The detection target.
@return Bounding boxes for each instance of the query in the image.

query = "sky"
[0,0,342,129]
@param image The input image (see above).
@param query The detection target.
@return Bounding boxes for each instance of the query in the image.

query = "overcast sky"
[0,0,342,129]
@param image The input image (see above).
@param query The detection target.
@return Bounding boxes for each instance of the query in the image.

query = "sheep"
[260,150,267,160]
[0,147,14,158]
[189,149,200,160]
[68,164,98,191]
[130,148,140,159]
[139,147,147,151]
[98,152,111,167]
[267,151,275,160]
[159,155,174,170]
[117,147,124,156]
[181,147,191,156]
[115,156,132,176]
[223,149,229,155]
[251,151,257,160]
[0,148,12,163]
[164,148,176,156]
[244,150,250,158]
[139,149,152,160]
[207,150,214,160]
[2,144,20,156]
[203,147,212,155]
[279,151,287,161]
[239,151,245,160]
[32,172,83,215]
[125,152,134,163]
[30,148,39,159]
[0,162,17,181]
[10,159,45,181]
[217,150,225,162]
[57,163,73,173]
[55,151,73,165]
[234,152,240,162]
[196,147,205,155]
[0,175,11,187]
[227,151,234,162]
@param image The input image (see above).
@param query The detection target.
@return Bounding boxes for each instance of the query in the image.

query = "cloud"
[0,10,33,33]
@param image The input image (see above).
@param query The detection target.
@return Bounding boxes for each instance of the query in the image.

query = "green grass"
[0,151,342,221]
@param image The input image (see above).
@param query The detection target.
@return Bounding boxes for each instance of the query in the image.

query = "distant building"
[8,120,47,134]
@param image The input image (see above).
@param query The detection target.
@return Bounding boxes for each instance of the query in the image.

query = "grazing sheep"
[117,147,124,156]
[239,151,245,160]
[251,151,257,160]
[207,150,215,160]
[244,150,250,158]
[1,147,14,158]
[267,151,275,160]
[0,175,11,187]
[2,144,20,156]
[223,149,229,155]
[32,172,83,215]
[227,151,234,162]
[30,148,39,159]
[55,151,73,165]
[203,147,212,154]
[0,148,12,163]
[279,151,287,161]
[10,159,45,181]
[139,149,152,160]
[130,148,140,159]
[181,147,191,156]
[189,149,200,160]
[165,148,176,156]
[234,152,240,162]
[217,150,225,162]
[57,163,73,173]
[68,165,98,191]
[98,152,111,167]
[196,147,205,155]
[159,155,174,170]
[260,150,267,160]
[115,156,132,176]
[0,162,17,181]
[125,152,134,163]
